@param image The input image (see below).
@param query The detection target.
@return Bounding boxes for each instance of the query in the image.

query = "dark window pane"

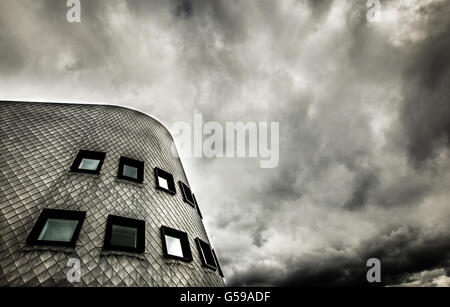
[201,245,216,267]
[213,250,224,277]
[196,238,217,270]
[179,181,195,206]
[110,225,137,248]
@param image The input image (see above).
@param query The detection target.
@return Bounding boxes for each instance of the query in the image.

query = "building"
[0,100,225,286]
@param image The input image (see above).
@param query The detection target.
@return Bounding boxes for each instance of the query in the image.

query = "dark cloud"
[174,0,193,18]
[344,169,379,210]
[229,226,450,286]
[0,19,25,75]
[373,174,433,209]
[391,268,450,287]
[306,0,334,19]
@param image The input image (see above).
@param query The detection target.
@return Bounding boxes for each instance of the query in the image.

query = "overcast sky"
[1,0,449,286]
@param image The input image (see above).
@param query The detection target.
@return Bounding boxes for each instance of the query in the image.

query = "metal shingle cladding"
[0,101,225,287]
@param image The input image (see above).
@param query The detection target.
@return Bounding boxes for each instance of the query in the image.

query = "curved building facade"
[0,101,225,287]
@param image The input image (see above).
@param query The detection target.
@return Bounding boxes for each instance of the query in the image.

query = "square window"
[117,156,144,183]
[154,168,176,194]
[70,150,106,175]
[26,209,86,247]
[179,181,195,207]
[193,194,203,219]
[212,249,224,277]
[103,215,145,253]
[161,226,192,262]
[195,238,217,270]
[123,164,138,180]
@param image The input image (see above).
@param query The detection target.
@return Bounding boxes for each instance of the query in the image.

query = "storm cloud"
[0,0,449,286]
